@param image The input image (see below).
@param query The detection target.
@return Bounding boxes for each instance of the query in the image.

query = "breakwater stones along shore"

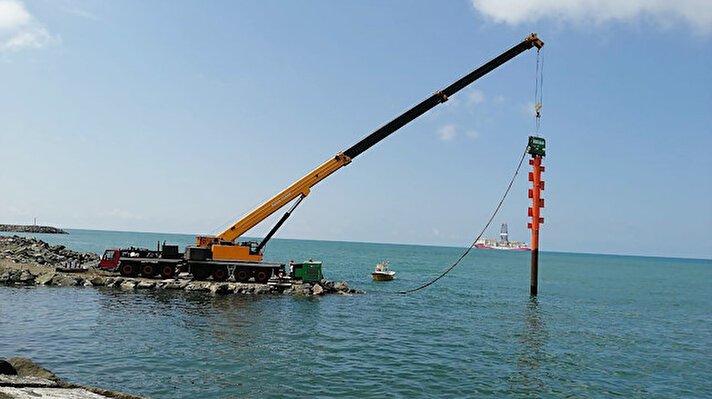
[0,235,364,296]
[0,224,68,234]
[0,235,100,268]
[0,357,146,399]
[0,267,362,296]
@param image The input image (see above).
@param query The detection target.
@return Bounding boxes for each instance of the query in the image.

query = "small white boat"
[372,261,395,281]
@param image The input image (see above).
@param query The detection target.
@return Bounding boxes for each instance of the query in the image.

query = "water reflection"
[513,297,548,391]
[91,287,323,359]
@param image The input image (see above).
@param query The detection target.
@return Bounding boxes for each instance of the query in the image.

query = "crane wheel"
[254,270,270,284]
[191,266,210,281]
[235,269,250,283]
[141,264,156,277]
[120,263,137,277]
[212,266,228,282]
[160,264,175,278]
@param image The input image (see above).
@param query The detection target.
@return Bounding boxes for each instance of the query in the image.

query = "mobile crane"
[99,34,544,283]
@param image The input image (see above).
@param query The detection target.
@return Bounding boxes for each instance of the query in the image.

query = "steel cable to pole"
[399,145,529,295]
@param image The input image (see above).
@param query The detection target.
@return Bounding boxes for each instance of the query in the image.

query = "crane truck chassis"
[99,243,323,284]
[98,34,544,284]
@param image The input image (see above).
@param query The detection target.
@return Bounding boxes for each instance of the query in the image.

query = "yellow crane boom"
[197,34,544,262]
[196,152,351,246]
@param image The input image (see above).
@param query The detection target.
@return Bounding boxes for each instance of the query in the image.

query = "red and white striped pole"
[527,136,546,296]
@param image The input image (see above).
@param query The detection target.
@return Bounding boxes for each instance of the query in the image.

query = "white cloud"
[466,130,480,139]
[68,8,99,21]
[436,124,457,141]
[470,0,712,34]
[467,89,486,104]
[0,0,58,51]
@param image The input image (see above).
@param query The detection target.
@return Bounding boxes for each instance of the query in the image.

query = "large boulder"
[6,358,59,382]
[320,279,335,292]
[9,270,23,283]
[185,282,210,292]
[232,283,251,294]
[253,285,272,295]
[161,280,189,290]
[312,284,324,295]
[209,283,229,295]
[53,276,80,287]
[104,277,121,287]
[17,270,35,284]
[136,281,155,289]
[89,277,106,286]
[292,283,311,292]
[120,280,137,290]
[35,273,56,286]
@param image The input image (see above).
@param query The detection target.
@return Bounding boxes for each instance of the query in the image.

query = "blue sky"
[1,1,710,259]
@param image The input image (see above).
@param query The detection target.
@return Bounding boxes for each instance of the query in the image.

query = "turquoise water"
[1,229,710,398]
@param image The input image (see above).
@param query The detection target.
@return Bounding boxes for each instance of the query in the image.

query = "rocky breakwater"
[0,357,145,398]
[0,224,68,234]
[0,235,99,268]
[1,269,363,296]
[0,235,364,296]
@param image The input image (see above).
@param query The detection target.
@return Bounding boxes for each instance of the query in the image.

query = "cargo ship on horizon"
[475,223,531,251]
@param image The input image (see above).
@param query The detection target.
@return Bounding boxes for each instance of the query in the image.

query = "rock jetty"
[0,357,145,398]
[0,235,364,296]
[0,236,99,268]
[0,224,68,234]
[0,266,362,296]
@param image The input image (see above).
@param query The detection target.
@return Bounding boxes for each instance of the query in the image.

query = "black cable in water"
[399,146,529,295]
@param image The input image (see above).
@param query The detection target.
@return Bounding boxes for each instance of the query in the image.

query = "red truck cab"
[99,249,120,270]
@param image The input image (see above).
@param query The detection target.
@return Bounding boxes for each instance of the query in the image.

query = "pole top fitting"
[525,33,544,49]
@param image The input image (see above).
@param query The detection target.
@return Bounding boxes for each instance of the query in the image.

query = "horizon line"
[3,225,710,262]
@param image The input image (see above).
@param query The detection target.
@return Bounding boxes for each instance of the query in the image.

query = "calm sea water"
[1,229,710,398]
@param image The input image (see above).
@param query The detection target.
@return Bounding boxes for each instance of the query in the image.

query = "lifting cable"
[534,48,544,135]
[400,48,544,295]
[399,145,529,295]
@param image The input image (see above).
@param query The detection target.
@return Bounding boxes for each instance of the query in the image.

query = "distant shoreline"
[0,224,68,234]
